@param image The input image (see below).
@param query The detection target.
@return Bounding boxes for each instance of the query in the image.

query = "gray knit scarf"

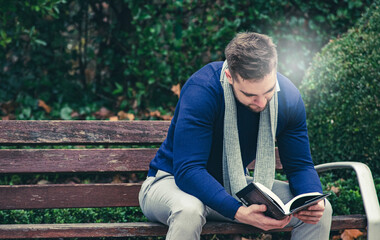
[220,60,278,199]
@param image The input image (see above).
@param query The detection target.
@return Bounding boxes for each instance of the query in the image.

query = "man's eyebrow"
[240,82,277,96]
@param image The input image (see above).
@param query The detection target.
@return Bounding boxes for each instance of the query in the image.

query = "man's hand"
[234,204,292,231]
[293,200,325,224]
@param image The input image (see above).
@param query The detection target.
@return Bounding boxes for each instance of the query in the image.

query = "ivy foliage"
[0,207,146,224]
[300,1,380,177]
[0,0,374,120]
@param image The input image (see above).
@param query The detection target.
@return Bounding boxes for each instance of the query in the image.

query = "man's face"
[225,69,277,113]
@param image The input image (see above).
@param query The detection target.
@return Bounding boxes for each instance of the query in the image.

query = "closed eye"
[240,82,276,97]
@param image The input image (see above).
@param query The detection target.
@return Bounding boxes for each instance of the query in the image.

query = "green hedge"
[300,1,380,177]
[0,0,374,120]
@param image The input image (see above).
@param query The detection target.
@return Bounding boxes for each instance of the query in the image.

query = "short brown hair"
[225,32,277,81]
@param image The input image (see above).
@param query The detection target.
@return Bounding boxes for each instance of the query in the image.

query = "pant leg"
[138,170,207,240]
[205,175,255,222]
[271,180,332,240]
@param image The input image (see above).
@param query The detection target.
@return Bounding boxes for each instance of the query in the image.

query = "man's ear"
[225,69,234,85]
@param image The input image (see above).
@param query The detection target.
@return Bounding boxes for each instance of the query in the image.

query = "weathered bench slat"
[0,222,169,239]
[0,184,141,209]
[0,149,157,173]
[0,215,366,239]
[0,149,283,173]
[330,215,368,230]
[0,120,170,145]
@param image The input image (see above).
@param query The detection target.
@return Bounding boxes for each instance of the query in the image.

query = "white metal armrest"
[315,162,380,240]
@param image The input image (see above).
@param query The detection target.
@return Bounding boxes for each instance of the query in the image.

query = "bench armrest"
[315,162,380,240]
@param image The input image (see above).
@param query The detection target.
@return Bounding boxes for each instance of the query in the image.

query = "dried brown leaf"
[109,116,119,121]
[64,177,81,184]
[112,174,123,183]
[95,107,113,119]
[128,173,139,183]
[330,186,340,194]
[38,100,52,113]
[0,100,16,114]
[161,115,173,120]
[37,179,51,185]
[332,235,341,240]
[149,110,172,120]
[171,84,181,98]
[70,111,80,118]
[341,229,364,240]
[118,111,135,120]
[258,233,272,240]
[149,110,161,118]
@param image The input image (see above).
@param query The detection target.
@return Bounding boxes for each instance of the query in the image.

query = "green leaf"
[136,82,145,90]
[112,82,123,95]
[21,107,32,119]
[34,39,47,46]
[60,106,73,120]
[120,99,128,109]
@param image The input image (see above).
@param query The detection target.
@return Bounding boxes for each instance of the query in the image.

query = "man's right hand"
[234,205,292,231]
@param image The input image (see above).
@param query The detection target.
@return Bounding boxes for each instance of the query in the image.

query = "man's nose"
[253,96,266,108]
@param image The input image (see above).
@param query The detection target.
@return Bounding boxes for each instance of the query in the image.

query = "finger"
[308,200,325,211]
[308,204,325,211]
[249,204,267,213]
[275,216,292,229]
[294,213,323,224]
[263,215,292,228]
[281,215,292,228]
[295,209,324,216]
[297,210,324,218]
[295,213,321,220]
[262,219,291,230]
[297,216,321,224]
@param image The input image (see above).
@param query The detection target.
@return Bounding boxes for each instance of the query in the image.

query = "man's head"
[224,32,278,113]
[225,32,277,80]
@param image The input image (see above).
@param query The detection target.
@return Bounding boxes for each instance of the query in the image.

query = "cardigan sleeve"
[277,94,323,195]
[172,83,242,219]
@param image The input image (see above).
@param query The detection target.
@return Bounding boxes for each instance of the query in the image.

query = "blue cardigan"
[148,61,322,219]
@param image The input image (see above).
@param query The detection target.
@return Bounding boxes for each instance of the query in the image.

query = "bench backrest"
[0,120,282,210]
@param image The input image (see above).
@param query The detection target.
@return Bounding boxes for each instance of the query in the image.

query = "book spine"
[239,197,249,206]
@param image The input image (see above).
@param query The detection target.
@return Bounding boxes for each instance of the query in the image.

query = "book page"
[254,182,286,211]
[283,192,322,214]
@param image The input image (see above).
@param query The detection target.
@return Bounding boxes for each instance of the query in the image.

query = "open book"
[236,182,330,220]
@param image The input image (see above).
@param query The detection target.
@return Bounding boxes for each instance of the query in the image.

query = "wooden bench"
[0,120,379,239]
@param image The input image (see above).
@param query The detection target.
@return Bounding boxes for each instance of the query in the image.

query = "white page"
[283,192,322,214]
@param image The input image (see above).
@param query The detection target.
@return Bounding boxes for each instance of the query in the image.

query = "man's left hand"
[293,200,325,224]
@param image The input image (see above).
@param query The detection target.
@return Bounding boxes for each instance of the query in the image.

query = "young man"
[139,32,332,239]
